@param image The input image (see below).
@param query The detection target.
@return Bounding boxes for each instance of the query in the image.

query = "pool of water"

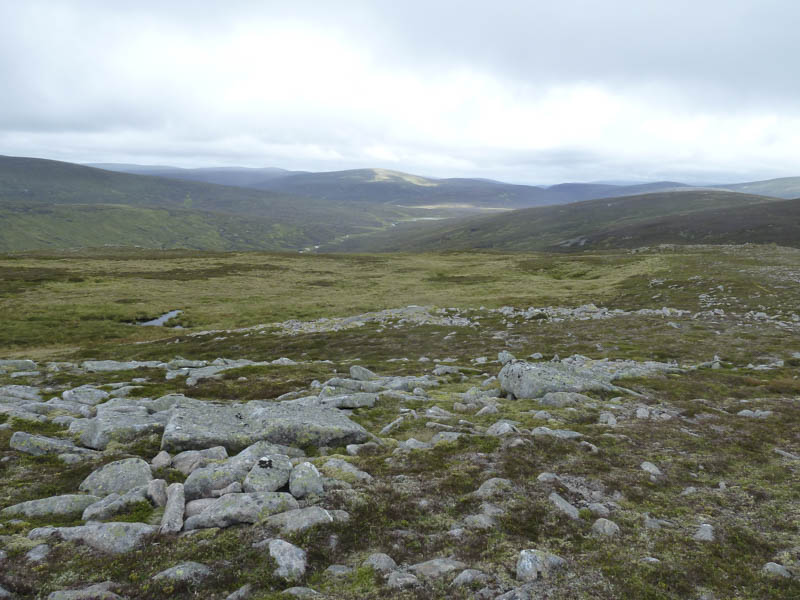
[138,309,183,327]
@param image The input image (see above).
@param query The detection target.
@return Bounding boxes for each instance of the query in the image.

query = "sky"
[1,0,799,185]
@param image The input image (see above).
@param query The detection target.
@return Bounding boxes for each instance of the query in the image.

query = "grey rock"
[387,571,418,589]
[591,518,620,537]
[211,482,243,497]
[321,458,372,483]
[324,564,353,577]
[267,539,307,581]
[499,357,678,399]
[0,359,36,371]
[10,431,82,456]
[587,502,610,517]
[68,406,165,450]
[289,462,324,498]
[635,407,650,419]
[26,543,50,562]
[160,483,185,534]
[265,506,333,534]
[63,386,109,406]
[762,562,791,578]
[281,588,321,598]
[80,458,153,496]
[161,399,368,453]
[451,568,488,587]
[516,549,566,582]
[47,582,123,600]
[539,392,593,407]
[475,405,499,416]
[598,412,617,426]
[184,498,216,518]
[172,446,228,475]
[431,431,462,444]
[532,427,582,440]
[409,557,466,579]
[1,494,100,519]
[225,584,253,600]
[640,461,663,478]
[151,450,172,470]
[349,365,377,381]
[183,492,298,530]
[183,440,299,500]
[486,420,519,436]
[498,351,516,365]
[548,492,579,520]
[473,478,512,500]
[464,514,495,530]
[147,479,168,508]
[345,442,379,456]
[153,561,211,584]
[30,521,156,554]
[82,486,149,521]
[363,552,396,574]
[693,523,714,542]
[243,454,293,492]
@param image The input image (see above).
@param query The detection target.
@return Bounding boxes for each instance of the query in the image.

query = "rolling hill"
[714,176,800,199]
[322,190,786,252]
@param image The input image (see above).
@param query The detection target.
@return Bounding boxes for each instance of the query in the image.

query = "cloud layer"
[1,0,798,183]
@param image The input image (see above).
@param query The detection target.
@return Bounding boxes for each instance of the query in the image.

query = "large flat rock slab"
[161,399,369,453]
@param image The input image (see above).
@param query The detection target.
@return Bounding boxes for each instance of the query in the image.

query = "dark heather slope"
[323,190,782,252]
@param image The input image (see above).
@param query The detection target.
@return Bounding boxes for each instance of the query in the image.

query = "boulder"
[591,518,620,537]
[320,458,372,483]
[267,539,307,581]
[243,454,293,493]
[153,561,211,584]
[264,506,333,534]
[516,549,565,582]
[47,582,123,600]
[171,446,228,475]
[289,462,324,498]
[79,458,153,497]
[409,557,466,579]
[160,483,185,534]
[183,492,298,530]
[10,432,83,456]
[82,486,150,521]
[62,386,109,406]
[363,552,397,574]
[161,399,368,453]
[1,494,100,519]
[29,521,157,554]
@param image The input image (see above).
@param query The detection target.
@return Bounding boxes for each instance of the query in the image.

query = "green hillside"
[324,190,782,252]
[716,176,800,199]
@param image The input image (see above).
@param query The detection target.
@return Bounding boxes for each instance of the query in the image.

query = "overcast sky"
[1,1,799,184]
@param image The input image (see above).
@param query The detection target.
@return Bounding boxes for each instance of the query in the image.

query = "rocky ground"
[0,245,798,599]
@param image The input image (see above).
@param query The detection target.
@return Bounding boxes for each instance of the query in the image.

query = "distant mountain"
[87,163,296,188]
[713,177,800,199]
[323,190,783,252]
[0,156,420,252]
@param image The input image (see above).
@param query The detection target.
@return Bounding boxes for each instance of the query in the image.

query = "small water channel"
[138,309,183,327]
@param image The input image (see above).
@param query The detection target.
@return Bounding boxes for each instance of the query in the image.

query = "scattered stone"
[640,461,663,478]
[349,365,377,381]
[516,549,566,582]
[324,564,353,578]
[591,518,620,537]
[265,506,334,534]
[147,479,168,508]
[409,557,467,579]
[160,483,185,534]
[29,521,157,554]
[82,486,149,521]
[693,523,715,542]
[486,420,519,436]
[183,492,298,530]
[47,582,123,600]
[363,552,397,574]
[281,587,321,598]
[225,584,253,600]
[451,568,488,587]
[26,543,50,562]
[151,450,172,470]
[9,431,83,456]
[79,458,153,497]
[532,427,582,440]
[472,478,511,500]
[762,562,791,578]
[1,494,100,519]
[587,502,610,517]
[598,412,617,426]
[387,571,418,589]
[267,539,307,581]
[289,462,324,498]
[321,458,372,483]
[63,386,109,406]
[153,561,212,584]
[169,446,228,475]
[548,492,580,520]
[243,454,293,493]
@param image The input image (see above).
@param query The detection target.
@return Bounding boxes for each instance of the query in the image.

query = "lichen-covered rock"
[10,432,84,456]
[183,492,298,530]
[160,483,185,534]
[591,518,620,537]
[409,557,467,579]
[516,549,565,581]
[153,561,211,583]
[473,478,513,500]
[1,494,100,519]
[47,581,123,600]
[264,506,333,534]
[68,406,165,450]
[82,486,149,521]
[289,462,324,498]
[161,399,368,453]
[62,386,109,406]
[79,458,153,497]
[266,538,307,581]
[243,454,293,493]
[320,458,372,483]
[363,552,397,574]
[29,521,157,554]
[171,446,228,475]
